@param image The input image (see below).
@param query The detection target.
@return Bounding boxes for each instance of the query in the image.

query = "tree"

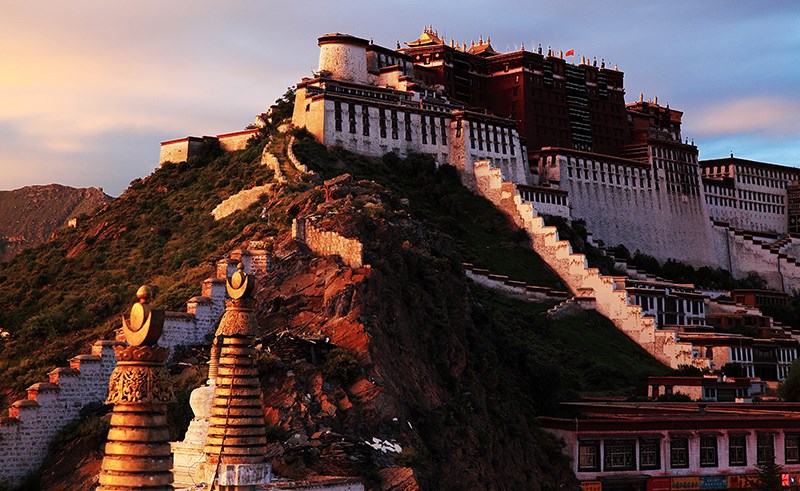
[754,454,782,491]
[778,357,800,401]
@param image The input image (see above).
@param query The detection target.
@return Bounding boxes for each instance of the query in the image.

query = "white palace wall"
[545,154,720,268]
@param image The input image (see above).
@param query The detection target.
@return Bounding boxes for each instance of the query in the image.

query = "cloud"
[689,97,800,139]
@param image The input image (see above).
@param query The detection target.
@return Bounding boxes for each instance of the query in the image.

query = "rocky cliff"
[0,184,112,262]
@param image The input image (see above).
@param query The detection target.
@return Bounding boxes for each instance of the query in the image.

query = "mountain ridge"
[0,184,112,263]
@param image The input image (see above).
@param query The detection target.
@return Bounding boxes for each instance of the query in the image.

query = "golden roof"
[406,26,444,47]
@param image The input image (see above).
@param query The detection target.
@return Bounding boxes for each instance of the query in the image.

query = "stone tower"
[204,263,271,490]
[97,286,175,491]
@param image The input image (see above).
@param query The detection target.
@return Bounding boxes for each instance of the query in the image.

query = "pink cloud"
[690,97,800,138]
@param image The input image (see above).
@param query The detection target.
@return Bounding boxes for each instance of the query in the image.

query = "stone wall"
[0,248,271,488]
[463,263,569,302]
[0,340,122,485]
[543,152,720,269]
[159,137,204,165]
[287,136,312,174]
[292,218,363,269]
[217,129,259,152]
[473,160,709,370]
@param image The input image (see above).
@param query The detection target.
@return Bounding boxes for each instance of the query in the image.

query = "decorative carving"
[114,345,169,363]
[215,306,258,337]
[106,364,174,404]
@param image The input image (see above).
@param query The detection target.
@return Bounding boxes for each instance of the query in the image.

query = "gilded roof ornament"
[121,285,164,346]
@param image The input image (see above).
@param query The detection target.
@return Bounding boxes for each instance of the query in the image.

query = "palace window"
[379,108,387,138]
[604,439,636,471]
[334,101,343,132]
[578,440,600,472]
[639,439,661,470]
[786,434,800,463]
[348,103,357,134]
[700,435,718,467]
[421,115,427,144]
[440,118,447,145]
[670,437,689,468]
[391,110,399,140]
[404,112,412,142]
[430,116,437,145]
[362,106,370,136]
[757,433,775,464]
[731,435,748,466]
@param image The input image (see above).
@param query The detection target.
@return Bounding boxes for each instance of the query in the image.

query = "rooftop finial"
[479,34,483,44]
[601,58,605,69]
[538,43,542,55]
[639,92,644,103]
[593,57,597,67]
[520,42,525,51]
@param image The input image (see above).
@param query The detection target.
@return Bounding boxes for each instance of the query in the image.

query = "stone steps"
[473,160,709,370]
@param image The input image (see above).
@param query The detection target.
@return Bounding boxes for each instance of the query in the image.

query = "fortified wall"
[292,217,364,269]
[159,129,259,166]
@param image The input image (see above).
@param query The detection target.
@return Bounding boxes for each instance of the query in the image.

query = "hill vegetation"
[1,121,674,489]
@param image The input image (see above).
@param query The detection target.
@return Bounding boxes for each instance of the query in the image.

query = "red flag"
[565,49,575,56]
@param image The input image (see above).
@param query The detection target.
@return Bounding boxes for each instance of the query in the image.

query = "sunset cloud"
[0,1,798,195]
[690,97,800,138]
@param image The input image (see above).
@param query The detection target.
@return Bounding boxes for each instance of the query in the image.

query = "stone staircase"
[473,160,710,370]
[0,248,271,488]
[546,290,597,320]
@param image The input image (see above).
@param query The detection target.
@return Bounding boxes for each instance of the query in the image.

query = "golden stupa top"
[406,26,444,47]
[121,285,165,346]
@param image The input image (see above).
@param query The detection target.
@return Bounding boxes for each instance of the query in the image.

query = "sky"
[1,1,798,196]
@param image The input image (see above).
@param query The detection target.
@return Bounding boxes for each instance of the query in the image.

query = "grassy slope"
[290,130,667,399]
[472,286,670,400]
[291,131,565,290]
[0,137,277,405]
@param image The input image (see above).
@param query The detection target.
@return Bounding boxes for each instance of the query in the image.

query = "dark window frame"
[729,434,747,466]
[639,439,661,470]
[604,439,636,472]
[578,440,600,472]
[699,435,718,468]
[670,437,689,469]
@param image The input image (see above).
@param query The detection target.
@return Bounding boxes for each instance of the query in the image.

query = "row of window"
[519,189,569,207]
[578,433,792,473]
[467,121,516,156]
[736,172,793,189]
[651,147,697,164]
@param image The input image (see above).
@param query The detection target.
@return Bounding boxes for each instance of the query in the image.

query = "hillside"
[0,185,112,263]
[1,128,671,489]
